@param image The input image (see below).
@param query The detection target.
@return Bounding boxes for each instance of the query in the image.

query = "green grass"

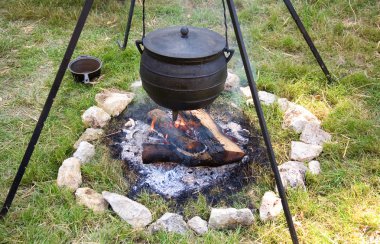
[0,0,379,243]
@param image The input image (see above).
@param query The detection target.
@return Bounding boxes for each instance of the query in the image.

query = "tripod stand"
[1,0,334,243]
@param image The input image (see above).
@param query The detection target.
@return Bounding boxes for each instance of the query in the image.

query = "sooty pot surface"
[136,26,234,112]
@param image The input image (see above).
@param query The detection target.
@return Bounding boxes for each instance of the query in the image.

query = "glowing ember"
[174,115,186,129]
[150,117,156,131]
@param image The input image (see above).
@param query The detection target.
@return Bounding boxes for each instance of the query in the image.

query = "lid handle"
[180,26,189,38]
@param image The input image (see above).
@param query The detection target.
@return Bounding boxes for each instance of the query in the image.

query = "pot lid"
[142,26,226,59]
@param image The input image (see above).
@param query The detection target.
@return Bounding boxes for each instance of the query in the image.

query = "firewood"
[144,109,245,167]
[148,109,205,153]
[142,143,213,167]
[187,109,245,164]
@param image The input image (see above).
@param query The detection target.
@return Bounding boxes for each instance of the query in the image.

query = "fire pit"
[107,94,267,202]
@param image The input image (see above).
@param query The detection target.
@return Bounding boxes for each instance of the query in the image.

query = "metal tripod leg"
[225,0,299,243]
[283,0,334,83]
[0,0,94,218]
[117,0,136,50]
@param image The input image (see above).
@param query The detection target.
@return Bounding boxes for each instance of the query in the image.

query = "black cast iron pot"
[136,26,234,113]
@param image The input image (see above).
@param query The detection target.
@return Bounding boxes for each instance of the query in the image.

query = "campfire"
[108,98,266,201]
[144,109,245,167]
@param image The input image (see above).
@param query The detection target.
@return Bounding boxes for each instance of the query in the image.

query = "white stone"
[75,187,108,212]
[279,161,308,174]
[148,213,189,234]
[243,90,278,106]
[74,128,104,149]
[57,157,82,191]
[102,191,152,228]
[308,160,321,175]
[300,123,332,146]
[282,104,321,133]
[224,72,240,91]
[246,98,254,106]
[240,86,252,98]
[259,191,283,222]
[95,90,135,116]
[277,98,290,112]
[131,80,142,88]
[208,208,254,230]
[73,141,95,164]
[82,106,111,128]
[278,161,308,190]
[124,118,135,128]
[187,216,208,235]
[258,91,277,105]
[290,141,323,162]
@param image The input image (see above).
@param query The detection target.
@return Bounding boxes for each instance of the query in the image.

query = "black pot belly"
[140,51,227,111]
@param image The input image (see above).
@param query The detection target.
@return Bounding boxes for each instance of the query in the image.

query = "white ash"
[219,121,250,145]
[116,118,251,199]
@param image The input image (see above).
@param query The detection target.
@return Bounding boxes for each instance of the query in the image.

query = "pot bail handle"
[135,40,144,54]
[224,48,235,63]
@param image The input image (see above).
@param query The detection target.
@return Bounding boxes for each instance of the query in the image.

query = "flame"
[150,117,156,131]
[174,115,187,130]
[187,142,195,150]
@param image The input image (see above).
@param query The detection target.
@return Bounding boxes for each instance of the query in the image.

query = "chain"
[142,0,229,48]
[142,0,146,39]
[221,0,229,49]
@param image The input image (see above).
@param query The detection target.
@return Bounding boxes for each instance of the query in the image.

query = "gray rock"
[82,106,111,128]
[148,213,189,234]
[300,123,332,146]
[277,98,290,112]
[208,208,254,230]
[279,161,308,174]
[95,90,135,117]
[57,157,82,191]
[240,86,252,98]
[308,160,321,175]
[290,141,323,162]
[74,128,104,149]
[259,191,283,222]
[102,191,152,228]
[73,141,95,164]
[246,91,278,106]
[258,91,277,105]
[278,161,308,190]
[187,216,208,235]
[224,72,240,91]
[75,187,108,212]
[282,104,321,133]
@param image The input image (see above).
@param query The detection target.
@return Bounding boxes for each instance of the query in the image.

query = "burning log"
[187,109,245,164]
[143,109,245,167]
[142,143,213,167]
[148,109,205,153]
